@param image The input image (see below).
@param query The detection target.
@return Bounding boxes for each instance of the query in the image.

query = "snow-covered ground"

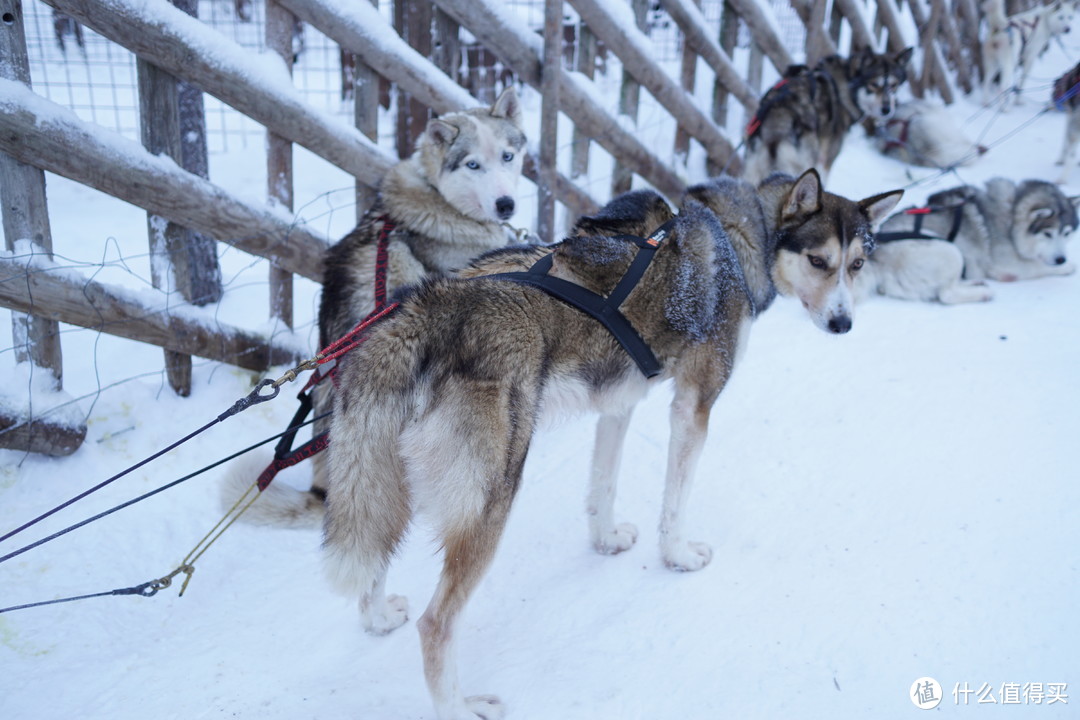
[2,7,1078,719]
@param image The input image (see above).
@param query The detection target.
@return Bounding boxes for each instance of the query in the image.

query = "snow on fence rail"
[1,0,979,456]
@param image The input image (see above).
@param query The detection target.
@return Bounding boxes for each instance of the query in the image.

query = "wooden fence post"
[611,0,649,197]
[137,56,194,395]
[174,0,222,307]
[571,22,596,181]
[538,0,561,243]
[267,0,295,329]
[353,0,381,221]
[708,0,739,176]
[0,0,62,388]
[673,0,700,163]
[395,0,432,159]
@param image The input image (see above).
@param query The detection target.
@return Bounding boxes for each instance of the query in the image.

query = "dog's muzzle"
[496,196,515,220]
[828,315,853,334]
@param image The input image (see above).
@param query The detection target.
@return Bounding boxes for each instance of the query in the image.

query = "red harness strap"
[253,216,399,491]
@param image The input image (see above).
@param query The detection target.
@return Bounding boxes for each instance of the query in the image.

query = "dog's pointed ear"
[860,189,905,229]
[894,47,914,67]
[1069,194,1080,208]
[426,118,459,147]
[491,86,524,128]
[782,169,822,222]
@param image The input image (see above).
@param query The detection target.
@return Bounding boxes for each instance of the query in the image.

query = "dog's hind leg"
[587,411,639,555]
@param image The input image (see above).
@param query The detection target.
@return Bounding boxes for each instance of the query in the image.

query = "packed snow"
[1,6,1077,720]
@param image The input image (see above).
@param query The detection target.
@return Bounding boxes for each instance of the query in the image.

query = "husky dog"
[742,47,914,186]
[321,171,901,719]
[319,87,527,349]
[222,89,528,525]
[859,237,995,304]
[865,99,988,168]
[982,0,1074,105]
[1054,61,1080,182]
[875,178,1078,290]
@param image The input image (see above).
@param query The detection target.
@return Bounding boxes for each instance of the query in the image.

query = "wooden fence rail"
[1,0,980,456]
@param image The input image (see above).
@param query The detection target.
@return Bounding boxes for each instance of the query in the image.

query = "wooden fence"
[1,0,985,455]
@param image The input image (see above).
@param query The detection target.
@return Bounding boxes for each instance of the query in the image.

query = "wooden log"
[723,0,795,73]
[39,0,394,190]
[658,0,758,113]
[0,409,86,457]
[277,0,600,215]
[429,0,685,201]
[267,0,295,329]
[933,0,973,93]
[566,0,741,174]
[708,0,740,176]
[394,0,432,159]
[571,23,596,180]
[172,0,222,308]
[0,0,63,387]
[0,83,329,281]
[674,6,698,162]
[911,0,954,103]
[538,0,560,243]
[354,0,382,221]
[0,255,301,371]
[793,0,837,65]
[833,0,877,51]
[612,0,649,197]
[138,56,193,396]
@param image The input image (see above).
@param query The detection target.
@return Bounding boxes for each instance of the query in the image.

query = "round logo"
[911,677,943,709]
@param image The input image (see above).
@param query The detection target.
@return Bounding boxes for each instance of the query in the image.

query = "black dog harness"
[875,204,966,244]
[489,220,677,379]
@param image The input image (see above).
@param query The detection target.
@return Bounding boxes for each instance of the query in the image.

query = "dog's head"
[1011,181,1079,266]
[417,87,526,225]
[849,47,913,121]
[767,169,902,334]
[1045,1,1075,37]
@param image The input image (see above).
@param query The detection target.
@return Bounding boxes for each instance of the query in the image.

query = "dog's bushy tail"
[219,450,326,529]
[321,319,421,599]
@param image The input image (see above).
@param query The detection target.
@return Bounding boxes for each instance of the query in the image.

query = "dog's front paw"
[1054,261,1076,276]
[593,522,639,555]
[463,694,505,720]
[361,593,409,635]
[662,540,713,572]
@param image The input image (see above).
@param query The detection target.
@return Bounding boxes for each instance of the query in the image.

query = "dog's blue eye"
[466,160,480,170]
[502,151,514,163]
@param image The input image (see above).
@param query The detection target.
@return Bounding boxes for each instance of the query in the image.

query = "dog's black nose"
[828,315,852,334]
[495,196,515,220]
[1055,255,1067,265]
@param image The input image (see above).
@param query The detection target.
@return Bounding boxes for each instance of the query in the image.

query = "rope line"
[0,412,327,614]
[0,411,327,568]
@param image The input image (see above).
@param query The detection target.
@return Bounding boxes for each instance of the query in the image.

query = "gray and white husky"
[860,177,1078,305]
[865,99,987,169]
[226,88,529,523]
[319,171,901,719]
[870,178,1077,299]
[981,0,1074,105]
[742,47,913,186]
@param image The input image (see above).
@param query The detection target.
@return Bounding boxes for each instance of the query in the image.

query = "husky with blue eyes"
[265,88,529,510]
